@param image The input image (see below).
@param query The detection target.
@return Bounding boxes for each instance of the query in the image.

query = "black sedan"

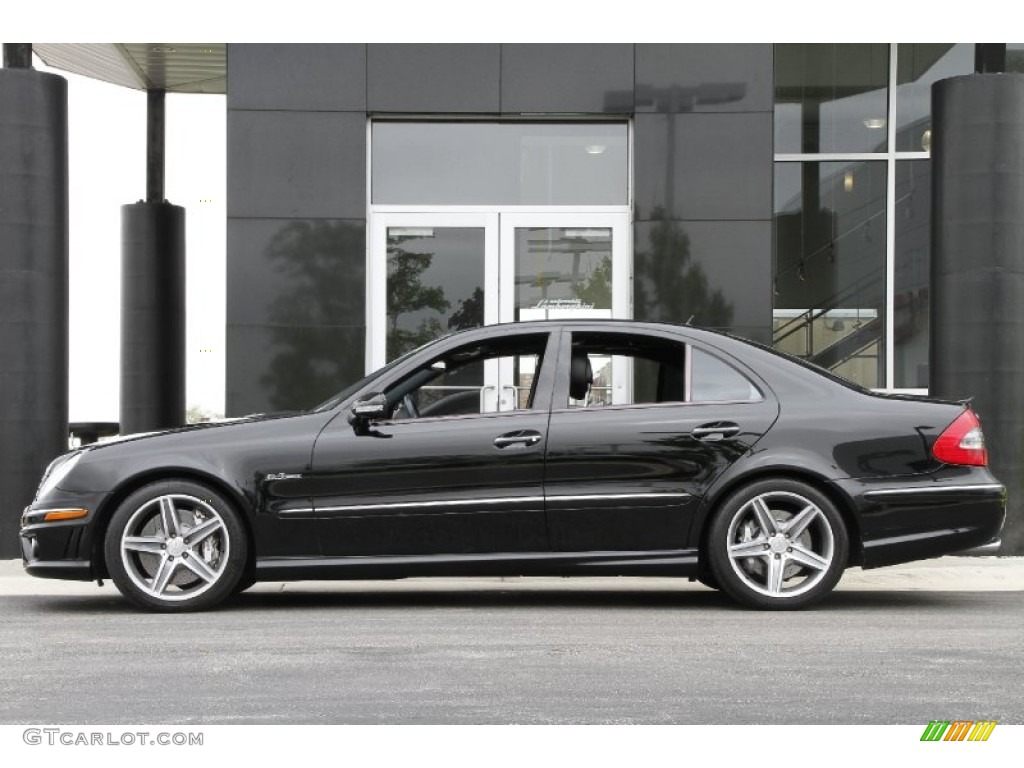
[20,320,1005,611]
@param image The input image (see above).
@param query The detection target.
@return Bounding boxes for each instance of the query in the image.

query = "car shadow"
[13,587,1014,616]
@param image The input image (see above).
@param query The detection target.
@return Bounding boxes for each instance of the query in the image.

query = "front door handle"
[493,430,543,448]
[691,422,741,441]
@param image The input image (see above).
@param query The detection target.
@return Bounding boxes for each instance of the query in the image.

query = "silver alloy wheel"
[119,494,230,602]
[725,490,834,599]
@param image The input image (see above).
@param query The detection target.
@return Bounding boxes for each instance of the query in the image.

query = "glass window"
[773,160,887,389]
[896,44,973,152]
[386,227,484,360]
[372,122,628,205]
[690,348,760,402]
[894,160,930,389]
[1006,44,1024,73]
[774,44,889,154]
[514,227,613,323]
[569,334,683,408]
[387,335,548,418]
[563,332,758,408]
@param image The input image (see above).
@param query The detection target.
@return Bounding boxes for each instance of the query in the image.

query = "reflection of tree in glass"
[261,220,366,411]
[449,286,484,331]
[634,207,733,327]
[572,255,612,307]
[387,243,449,359]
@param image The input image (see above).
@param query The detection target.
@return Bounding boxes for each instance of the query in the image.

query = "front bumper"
[20,492,109,582]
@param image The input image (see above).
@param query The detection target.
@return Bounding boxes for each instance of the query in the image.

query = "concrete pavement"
[2,554,1022,597]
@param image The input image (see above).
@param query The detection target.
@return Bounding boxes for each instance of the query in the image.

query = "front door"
[310,330,557,557]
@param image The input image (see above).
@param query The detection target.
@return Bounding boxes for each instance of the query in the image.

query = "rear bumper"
[952,538,1002,557]
[836,479,1006,569]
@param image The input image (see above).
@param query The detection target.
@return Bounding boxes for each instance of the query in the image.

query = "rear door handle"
[493,430,543,448]
[692,422,740,441]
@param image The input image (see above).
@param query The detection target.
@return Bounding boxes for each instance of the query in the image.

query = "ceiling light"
[844,171,854,192]
[863,118,886,130]
[584,144,607,155]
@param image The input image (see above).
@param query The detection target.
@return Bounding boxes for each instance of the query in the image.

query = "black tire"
[232,575,257,595]
[696,573,720,590]
[707,478,848,610]
[104,480,248,612]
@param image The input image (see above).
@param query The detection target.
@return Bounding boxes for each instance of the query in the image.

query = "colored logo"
[920,720,997,741]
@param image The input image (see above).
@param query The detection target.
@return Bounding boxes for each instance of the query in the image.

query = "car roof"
[436,318,870,397]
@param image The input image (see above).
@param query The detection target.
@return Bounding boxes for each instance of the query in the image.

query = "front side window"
[385,334,548,419]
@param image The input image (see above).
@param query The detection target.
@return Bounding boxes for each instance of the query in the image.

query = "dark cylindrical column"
[974,44,1007,74]
[146,89,165,203]
[120,203,186,434]
[0,68,69,558]
[3,43,32,69]
[931,74,1024,555]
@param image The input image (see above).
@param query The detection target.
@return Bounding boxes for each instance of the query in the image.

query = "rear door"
[543,328,779,551]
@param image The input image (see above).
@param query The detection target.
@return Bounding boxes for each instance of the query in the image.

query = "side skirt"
[254,549,700,581]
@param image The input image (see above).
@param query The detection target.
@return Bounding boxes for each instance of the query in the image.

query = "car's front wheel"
[707,479,848,610]
[104,480,247,612]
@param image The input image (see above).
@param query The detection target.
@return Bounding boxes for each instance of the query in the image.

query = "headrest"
[569,351,593,401]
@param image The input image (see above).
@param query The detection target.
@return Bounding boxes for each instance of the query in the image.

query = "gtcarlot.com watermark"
[23,728,203,747]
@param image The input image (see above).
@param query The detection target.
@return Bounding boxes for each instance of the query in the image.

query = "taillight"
[933,409,988,466]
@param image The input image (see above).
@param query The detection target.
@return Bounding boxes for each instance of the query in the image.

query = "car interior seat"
[569,350,593,402]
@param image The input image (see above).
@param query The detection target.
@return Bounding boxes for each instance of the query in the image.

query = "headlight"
[35,452,83,499]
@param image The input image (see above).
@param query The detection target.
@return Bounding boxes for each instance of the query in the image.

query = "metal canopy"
[32,43,225,93]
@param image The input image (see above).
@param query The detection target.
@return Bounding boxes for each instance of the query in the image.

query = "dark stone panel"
[367,44,500,113]
[227,324,366,417]
[500,44,634,114]
[633,219,772,332]
[227,217,366,328]
[228,110,365,219]
[635,44,773,113]
[634,112,773,221]
[228,43,367,112]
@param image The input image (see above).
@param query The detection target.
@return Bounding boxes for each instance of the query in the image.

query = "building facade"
[224,43,996,414]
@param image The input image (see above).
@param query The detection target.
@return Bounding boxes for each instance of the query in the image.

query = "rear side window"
[690,347,761,402]
[565,331,761,407]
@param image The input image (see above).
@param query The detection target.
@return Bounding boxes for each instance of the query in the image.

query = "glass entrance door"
[369,211,630,407]
[500,212,631,404]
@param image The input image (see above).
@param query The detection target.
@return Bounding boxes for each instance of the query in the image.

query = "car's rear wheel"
[707,479,848,610]
[104,480,247,612]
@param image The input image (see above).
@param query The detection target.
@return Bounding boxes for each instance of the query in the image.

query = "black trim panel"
[255,548,699,581]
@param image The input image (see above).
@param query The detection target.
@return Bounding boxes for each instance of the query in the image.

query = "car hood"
[82,411,306,451]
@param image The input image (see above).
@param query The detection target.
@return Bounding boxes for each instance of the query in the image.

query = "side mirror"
[349,393,388,434]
